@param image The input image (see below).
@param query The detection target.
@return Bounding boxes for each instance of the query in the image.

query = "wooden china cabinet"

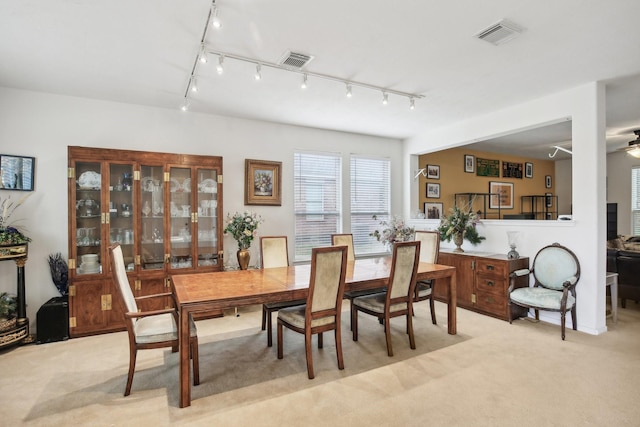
[67,147,223,337]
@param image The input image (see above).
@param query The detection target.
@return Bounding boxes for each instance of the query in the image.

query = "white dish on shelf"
[170,177,180,193]
[199,178,217,193]
[182,178,191,192]
[78,171,101,190]
[141,176,155,192]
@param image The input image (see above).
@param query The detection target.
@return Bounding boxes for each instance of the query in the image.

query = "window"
[632,167,640,235]
[294,152,341,261]
[350,155,390,255]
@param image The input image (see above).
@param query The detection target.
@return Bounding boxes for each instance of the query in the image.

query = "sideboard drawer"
[476,275,506,295]
[475,291,507,316]
[476,258,508,277]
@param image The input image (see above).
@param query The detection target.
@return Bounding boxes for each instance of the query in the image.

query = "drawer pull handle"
[486,265,495,270]
[487,281,495,287]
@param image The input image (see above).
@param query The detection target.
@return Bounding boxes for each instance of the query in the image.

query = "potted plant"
[370,214,415,249]
[0,292,17,331]
[437,205,485,252]
[0,194,32,246]
[223,211,263,269]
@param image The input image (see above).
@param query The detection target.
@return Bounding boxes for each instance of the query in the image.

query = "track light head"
[346,83,352,98]
[255,64,262,80]
[301,74,308,89]
[409,97,415,110]
[180,98,190,112]
[191,77,198,92]
[382,92,388,105]
[211,3,221,28]
[199,45,208,63]
[216,55,224,74]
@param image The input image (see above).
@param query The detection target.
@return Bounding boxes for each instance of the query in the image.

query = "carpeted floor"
[2,300,640,426]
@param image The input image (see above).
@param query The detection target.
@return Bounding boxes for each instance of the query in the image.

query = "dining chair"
[334,233,386,329]
[508,242,580,340]
[108,243,199,396]
[260,236,306,347]
[277,245,348,379]
[413,230,440,324]
[351,240,421,357]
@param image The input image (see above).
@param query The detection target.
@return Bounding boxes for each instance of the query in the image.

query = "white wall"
[403,82,608,335]
[607,150,640,235]
[0,87,403,330]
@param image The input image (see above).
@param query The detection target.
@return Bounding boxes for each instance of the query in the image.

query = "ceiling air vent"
[475,19,523,45]
[278,51,314,70]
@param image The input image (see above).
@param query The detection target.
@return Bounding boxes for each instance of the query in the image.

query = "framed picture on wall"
[424,202,443,219]
[0,154,35,191]
[489,181,514,209]
[244,159,282,205]
[426,164,440,179]
[525,162,533,178]
[426,183,440,198]
[545,175,552,188]
[464,154,475,173]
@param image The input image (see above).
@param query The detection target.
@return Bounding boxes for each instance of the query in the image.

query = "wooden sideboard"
[434,251,529,321]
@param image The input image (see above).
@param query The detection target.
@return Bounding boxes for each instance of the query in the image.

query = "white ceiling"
[1,0,640,160]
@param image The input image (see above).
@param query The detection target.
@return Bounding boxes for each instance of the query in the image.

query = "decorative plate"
[182,178,191,192]
[199,178,217,193]
[78,171,101,190]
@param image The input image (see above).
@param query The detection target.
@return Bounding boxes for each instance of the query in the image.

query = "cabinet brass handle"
[486,265,495,270]
[487,281,495,287]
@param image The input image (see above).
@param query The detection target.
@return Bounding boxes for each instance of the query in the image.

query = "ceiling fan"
[618,130,640,158]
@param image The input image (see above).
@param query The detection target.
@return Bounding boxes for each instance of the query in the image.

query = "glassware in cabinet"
[108,163,135,272]
[169,167,193,269]
[75,161,103,276]
[140,165,165,271]
[196,168,219,267]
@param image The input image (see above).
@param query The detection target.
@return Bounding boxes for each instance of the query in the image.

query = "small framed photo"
[489,181,514,209]
[424,202,443,219]
[426,164,440,179]
[426,183,440,198]
[545,175,552,188]
[525,162,533,178]
[545,192,553,208]
[245,159,282,206]
[464,154,475,173]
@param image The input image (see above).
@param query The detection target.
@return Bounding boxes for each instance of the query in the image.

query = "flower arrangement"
[224,211,263,249]
[437,205,485,245]
[0,292,17,320]
[370,214,415,248]
[0,194,31,245]
[254,171,273,194]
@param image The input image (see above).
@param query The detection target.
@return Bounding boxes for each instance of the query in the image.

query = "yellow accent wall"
[418,147,556,219]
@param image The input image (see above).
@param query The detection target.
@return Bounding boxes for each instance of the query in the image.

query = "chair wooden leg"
[125,347,137,396]
[384,315,393,357]
[305,331,315,379]
[407,313,416,350]
[318,332,323,349]
[429,296,437,325]
[335,328,344,370]
[571,306,577,331]
[277,320,284,359]
[561,311,566,340]
[191,336,200,386]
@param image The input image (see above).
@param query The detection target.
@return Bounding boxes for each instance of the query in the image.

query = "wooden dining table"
[170,256,457,408]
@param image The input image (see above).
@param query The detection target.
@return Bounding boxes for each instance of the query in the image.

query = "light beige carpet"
[2,300,640,426]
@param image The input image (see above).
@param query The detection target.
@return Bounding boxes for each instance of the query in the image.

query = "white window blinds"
[294,152,342,262]
[632,167,640,235]
[350,155,391,255]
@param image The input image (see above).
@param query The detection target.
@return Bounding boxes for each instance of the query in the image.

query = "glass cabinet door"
[169,167,193,269]
[108,163,135,271]
[196,168,219,267]
[75,161,103,275]
[140,165,165,271]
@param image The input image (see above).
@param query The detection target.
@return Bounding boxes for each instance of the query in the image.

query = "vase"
[237,248,250,270]
[453,232,465,253]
